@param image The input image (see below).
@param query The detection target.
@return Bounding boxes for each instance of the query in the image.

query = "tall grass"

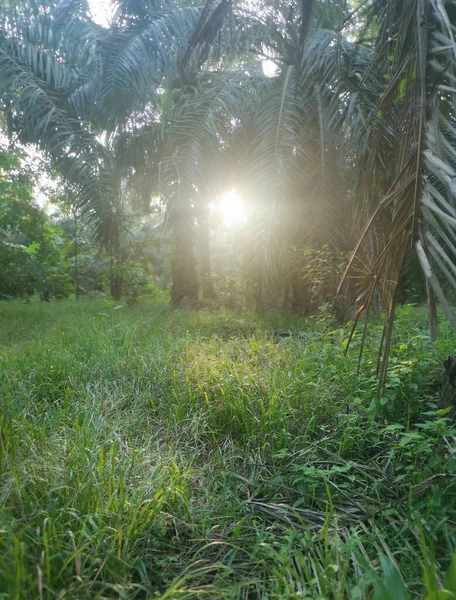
[0,298,455,598]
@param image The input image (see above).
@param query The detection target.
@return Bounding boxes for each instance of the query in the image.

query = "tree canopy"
[1,0,456,371]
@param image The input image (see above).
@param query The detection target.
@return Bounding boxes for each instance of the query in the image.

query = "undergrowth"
[0,299,455,599]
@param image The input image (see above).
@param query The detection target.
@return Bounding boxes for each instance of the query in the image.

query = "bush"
[102,260,154,303]
[42,265,74,300]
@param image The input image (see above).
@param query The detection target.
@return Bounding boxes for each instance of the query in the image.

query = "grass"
[0,297,455,599]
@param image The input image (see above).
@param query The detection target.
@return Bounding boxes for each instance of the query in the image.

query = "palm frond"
[339,0,456,384]
[0,1,116,243]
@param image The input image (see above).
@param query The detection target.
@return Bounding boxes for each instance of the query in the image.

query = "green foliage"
[0,149,73,300]
[360,549,456,600]
[0,300,455,598]
[42,264,74,300]
[120,260,153,303]
[288,245,348,314]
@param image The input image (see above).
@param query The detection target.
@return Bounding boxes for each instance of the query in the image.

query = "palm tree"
[161,1,355,310]
[3,0,456,356]
[326,0,456,384]
[0,0,226,299]
[0,0,117,242]
[176,0,456,353]
[165,0,456,371]
[118,0,262,305]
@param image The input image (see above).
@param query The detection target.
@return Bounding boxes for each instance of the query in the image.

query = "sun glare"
[219,189,245,227]
[89,0,111,26]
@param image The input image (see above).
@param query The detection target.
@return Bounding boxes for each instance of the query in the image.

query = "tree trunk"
[197,194,216,301]
[74,210,79,300]
[427,280,438,342]
[171,194,199,307]
[110,272,122,301]
[109,224,123,301]
[441,355,456,414]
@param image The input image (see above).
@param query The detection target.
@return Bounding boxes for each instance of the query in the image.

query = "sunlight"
[89,0,111,26]
[262,59,278,77]
[219,189,245,227]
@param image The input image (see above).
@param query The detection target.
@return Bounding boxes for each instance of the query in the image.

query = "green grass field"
[1,298,455,599]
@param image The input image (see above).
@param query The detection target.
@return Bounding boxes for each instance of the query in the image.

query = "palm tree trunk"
[197,194,216,301]
[171,193,199,306]
[74,210,79,300]
[109,224,122,301]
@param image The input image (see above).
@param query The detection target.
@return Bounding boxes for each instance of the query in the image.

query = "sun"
[219,189,245,227]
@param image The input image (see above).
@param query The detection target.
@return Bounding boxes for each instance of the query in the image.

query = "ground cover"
[0,299,455,599]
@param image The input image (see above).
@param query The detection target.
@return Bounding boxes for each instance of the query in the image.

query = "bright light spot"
[219,189,245,227]
[262,59,278,77]
[89,0,111,26]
